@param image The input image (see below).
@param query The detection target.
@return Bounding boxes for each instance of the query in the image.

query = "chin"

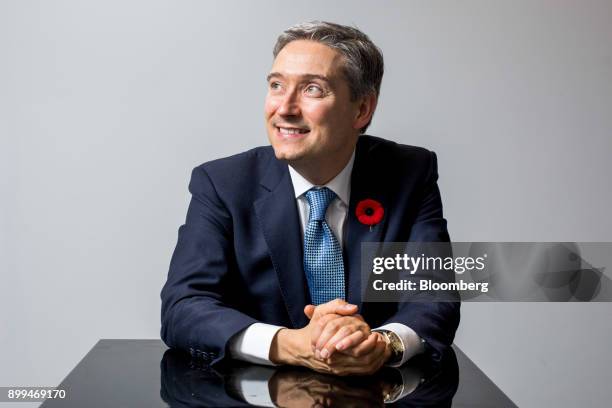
[272,148,302,163]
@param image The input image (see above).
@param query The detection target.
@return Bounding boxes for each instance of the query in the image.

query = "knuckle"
[318,332,330,343]
[321,315,334,325]
[344,316,356,324]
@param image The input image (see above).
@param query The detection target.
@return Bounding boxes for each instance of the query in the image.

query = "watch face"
[375,330,404,363]
[388,332,404,352]
[391,336,405,364]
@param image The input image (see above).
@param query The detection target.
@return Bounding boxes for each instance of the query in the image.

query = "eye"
[269,81,283,92]
[304,84,324,97]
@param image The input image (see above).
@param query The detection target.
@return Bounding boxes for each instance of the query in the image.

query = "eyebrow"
[266,72,332,85]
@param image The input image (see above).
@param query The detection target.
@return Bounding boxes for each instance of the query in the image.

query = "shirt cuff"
[229,322,285,366]
[229,365,277,407]
[375,322,425,367]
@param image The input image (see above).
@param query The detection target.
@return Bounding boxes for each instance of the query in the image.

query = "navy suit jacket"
[161,135,460,366]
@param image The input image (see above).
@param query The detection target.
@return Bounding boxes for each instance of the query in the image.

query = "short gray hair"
[273,21,384,133]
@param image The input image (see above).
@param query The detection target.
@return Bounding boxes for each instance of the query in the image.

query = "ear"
[353,92,378,131]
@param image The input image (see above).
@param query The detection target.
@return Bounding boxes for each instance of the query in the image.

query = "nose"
[277,88,301,117]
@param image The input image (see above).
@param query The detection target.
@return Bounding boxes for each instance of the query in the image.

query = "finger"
[310,313,342,350]
[316,316,365,353]
[315,319,344,358]
[363,336,387,365]
[370,344,389,373]
[304,304,315,319]
[329,345,385,376]
[343,342,385,376]
[342,332,378,357]
[312,299,358,320]
[328,335,387,373]
[321,325,360,359]
[322,319,369,358]
[335,330,365,352]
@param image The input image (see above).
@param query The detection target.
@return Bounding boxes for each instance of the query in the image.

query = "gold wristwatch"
[375,330,404,365]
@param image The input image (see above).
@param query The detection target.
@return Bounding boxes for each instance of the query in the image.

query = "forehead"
[270,40,345,79]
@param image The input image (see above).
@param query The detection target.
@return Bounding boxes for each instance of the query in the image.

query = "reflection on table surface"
[161,348,459,407]
[40,340,516,407]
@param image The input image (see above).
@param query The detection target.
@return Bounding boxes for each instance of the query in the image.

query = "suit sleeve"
[383,151,460,360]
[160,166,258,366]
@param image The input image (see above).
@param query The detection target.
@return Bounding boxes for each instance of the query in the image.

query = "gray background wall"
[2,1,611,407]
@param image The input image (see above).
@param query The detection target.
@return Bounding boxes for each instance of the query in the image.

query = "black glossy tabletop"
[41,340,516,407]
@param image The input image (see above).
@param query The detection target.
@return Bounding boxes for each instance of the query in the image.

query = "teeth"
[279,127,308,135]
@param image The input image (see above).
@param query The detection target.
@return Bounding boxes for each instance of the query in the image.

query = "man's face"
[265,40,361,167]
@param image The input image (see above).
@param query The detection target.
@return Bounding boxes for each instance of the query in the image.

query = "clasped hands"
[270,299,391,375]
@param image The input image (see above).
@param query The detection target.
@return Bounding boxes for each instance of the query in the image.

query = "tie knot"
[305,187,336,221]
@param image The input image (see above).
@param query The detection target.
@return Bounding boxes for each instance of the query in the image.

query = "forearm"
[269,328,308,366]
[229,323,285,366]
[161,296,258,365]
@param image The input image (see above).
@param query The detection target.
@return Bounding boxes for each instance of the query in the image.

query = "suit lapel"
[254,157,310,329]
[345,139,388,309]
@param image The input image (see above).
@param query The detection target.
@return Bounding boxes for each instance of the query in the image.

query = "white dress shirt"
[229,151,424,367]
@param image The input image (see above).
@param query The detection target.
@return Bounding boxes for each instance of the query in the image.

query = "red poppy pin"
[356,199,384,231]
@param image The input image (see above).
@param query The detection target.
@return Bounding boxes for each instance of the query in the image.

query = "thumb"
[304,304,315,319]
[312,299,358,320]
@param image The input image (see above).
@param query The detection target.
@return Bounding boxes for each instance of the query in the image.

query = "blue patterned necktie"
[303,187,346,305]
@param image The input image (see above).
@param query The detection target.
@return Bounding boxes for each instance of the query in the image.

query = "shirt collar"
[288,150,355,206]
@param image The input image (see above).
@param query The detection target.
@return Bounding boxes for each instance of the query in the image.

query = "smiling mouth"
[276,126,310,135]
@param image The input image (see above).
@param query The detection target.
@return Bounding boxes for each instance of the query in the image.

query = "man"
[161,21,459,376]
